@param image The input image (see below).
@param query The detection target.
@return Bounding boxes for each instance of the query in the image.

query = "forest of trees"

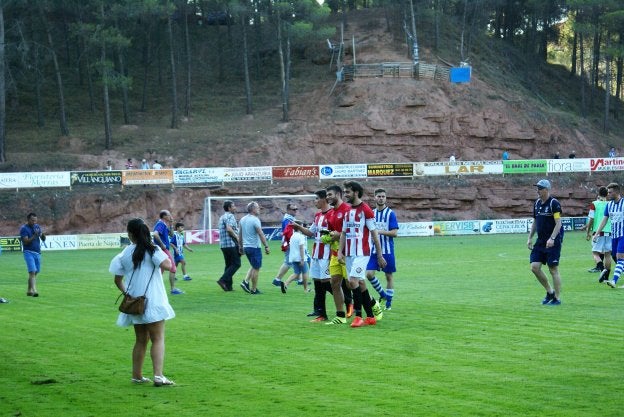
[0,0,622,164]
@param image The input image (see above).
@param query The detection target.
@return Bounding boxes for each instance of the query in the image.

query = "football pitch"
[0,232,622,416]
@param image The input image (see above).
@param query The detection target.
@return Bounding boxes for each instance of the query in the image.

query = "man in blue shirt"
[20,212,46,297]
[527,180,564,305]
[153,210,183,295]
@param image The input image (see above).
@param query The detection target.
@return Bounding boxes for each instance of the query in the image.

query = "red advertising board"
[272,165,319,180]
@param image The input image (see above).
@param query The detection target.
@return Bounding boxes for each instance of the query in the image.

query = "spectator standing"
[152,160,163,169]
[106,160,113,170]
[608,147,617,158]
[239,202,270,295]
[527,179,564,305]
[502,150,509,160]
[125,158,134,169]
[20,212,46,297]
[140,159,150,169]
[217,200,241,291]
[568,151,576,159]
[110,218,175,386]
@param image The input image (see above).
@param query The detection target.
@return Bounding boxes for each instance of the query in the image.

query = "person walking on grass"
[153,210,183,295]
[366,188,399,311]
[593,183,624,288]
[527,179,564,305]
[111,218,175,386]
[585,186,611,276]
[272,203,298,288]
[337,181,387,327]
[239,202,270,295]
[292,189,333,322]
[171,222,193,281]
[217,200,241,292]
[20,212,46,297]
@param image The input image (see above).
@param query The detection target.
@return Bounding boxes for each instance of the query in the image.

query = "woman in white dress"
[110,218,176,386]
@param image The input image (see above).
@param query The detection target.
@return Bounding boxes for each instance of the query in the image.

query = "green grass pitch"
[0,232,622,416]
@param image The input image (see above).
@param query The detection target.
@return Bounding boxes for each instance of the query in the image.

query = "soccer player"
[239,202,271,295]
[325,184,354,325]
[585,187,611,278]
[527,179,564,305]
[292,189,333,322]
[272,203,298,288]
[593,183,624,288]
[171,222,194,281]
[337,181,387,327]
[366,188,399,310]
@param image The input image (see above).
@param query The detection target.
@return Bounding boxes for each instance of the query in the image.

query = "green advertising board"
[503,160,548,174]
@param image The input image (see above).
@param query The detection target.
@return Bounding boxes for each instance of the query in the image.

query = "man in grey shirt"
[239,202,270,294]
[217,200,241,291]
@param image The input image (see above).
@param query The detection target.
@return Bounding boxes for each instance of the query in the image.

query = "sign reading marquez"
[272,165,319,179]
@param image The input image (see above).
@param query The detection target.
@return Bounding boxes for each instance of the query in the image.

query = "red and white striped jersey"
[343,202,376,256]
[310,209,331,260]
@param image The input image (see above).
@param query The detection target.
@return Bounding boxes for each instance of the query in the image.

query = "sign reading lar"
[0,236,22,251]
[367,164,413,177]
[445,164,486,175]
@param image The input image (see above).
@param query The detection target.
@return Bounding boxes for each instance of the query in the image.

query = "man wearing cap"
[527,179,564,305]
[593,183,624,288]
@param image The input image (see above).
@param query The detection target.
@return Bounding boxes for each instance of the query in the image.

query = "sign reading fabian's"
[272,166,319,180]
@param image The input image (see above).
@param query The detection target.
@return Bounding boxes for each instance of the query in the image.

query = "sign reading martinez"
[589,158,624,172]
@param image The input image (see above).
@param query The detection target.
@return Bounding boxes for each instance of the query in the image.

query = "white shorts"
[592,235,612,253]
[345,256,370,280]
[310,258,330,280]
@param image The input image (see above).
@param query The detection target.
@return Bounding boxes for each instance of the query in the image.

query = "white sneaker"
[153,375,175,386]
[606,280,617,288]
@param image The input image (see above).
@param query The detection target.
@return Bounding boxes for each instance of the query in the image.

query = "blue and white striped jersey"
[605,197,624,238]
[370,206,399,255]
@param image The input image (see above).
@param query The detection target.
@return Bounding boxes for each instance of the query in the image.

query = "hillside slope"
[1,9,620,234]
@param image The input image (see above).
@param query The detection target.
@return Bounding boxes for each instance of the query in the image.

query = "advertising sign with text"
[589,158,624,172]
[40,235,78,251]
[547,158,590,173]
[122,169,174,185]
[434,220,481,235]
[71,171,122,186]
[366,163,414,177]
[173,167,225,184]
[319,164,367,179]
[480,219,529,234]
[223,166,272,182]
[77,233,124,249]
[503,160,547,174]
[397,222,434,237]
[272,165,319,180]
[0,236,22,252]
[417,161,502,176]
[0,172,71,188]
